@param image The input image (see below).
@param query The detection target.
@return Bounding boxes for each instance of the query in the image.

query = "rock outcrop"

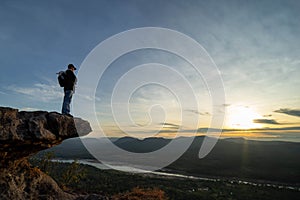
[0,107,92,200]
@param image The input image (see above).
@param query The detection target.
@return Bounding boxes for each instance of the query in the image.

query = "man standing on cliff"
[62,64,77,116]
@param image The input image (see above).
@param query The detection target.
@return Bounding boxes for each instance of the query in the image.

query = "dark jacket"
[64,69,77,91]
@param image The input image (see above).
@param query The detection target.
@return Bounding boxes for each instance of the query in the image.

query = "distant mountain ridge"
[41,136,300,185]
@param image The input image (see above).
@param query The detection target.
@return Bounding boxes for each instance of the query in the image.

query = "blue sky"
[0,0,300,141]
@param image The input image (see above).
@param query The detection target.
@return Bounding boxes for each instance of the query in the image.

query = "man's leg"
[62,90,73,114]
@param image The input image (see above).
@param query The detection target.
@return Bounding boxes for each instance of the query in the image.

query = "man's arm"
[66,70,76,83]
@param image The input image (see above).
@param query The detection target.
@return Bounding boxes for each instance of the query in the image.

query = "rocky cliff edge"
[0,107,99,200]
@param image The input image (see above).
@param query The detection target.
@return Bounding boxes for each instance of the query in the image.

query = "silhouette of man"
[62,64,77,116]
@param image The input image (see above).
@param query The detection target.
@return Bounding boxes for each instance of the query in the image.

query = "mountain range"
[39,136,300,185]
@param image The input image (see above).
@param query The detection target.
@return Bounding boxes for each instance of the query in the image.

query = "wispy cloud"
[186,109,210,116]
[157,126,300,134]
[263,114,272,117]
[7,83,62,102]
[222,104,231,107]
[253,119,280,125]
[159,122,180,129]
[0,90,7,95]
[224,126,300,132]
[20,107,41,111]
[274,108,300,117]
[76,93,101,102]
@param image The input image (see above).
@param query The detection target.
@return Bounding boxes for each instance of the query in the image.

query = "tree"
[61,160,87,187]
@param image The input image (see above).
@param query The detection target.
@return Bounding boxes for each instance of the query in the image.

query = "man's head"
[68,64,77,71]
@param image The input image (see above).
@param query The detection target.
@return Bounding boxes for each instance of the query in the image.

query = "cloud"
[222,104,231,107]
[186,109,210,116]
[225,126,300,131]
[8,83,62,102]
[197,128,223,133]
[159,122,180,129]
[197,126,300,133]
[77,93,101,102]
[154,126,300,135]
[253,119,280,125]
[274,108,300,117]
[0,90,7,95]
[20,107,40,111]
[263,114,272,117]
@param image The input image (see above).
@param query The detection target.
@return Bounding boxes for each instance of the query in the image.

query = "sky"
[0,0,300,141]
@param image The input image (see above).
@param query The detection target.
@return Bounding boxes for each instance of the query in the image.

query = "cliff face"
[0,107,92,200]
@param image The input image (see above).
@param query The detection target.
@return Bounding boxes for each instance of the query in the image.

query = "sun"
[226,105,262,129]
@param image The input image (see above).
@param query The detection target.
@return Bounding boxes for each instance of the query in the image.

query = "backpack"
[57,71,67,87]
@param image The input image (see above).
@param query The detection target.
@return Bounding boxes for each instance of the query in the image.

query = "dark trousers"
[62,90,73,114]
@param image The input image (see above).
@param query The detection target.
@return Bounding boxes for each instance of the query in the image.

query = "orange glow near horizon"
[226,105,263,129]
